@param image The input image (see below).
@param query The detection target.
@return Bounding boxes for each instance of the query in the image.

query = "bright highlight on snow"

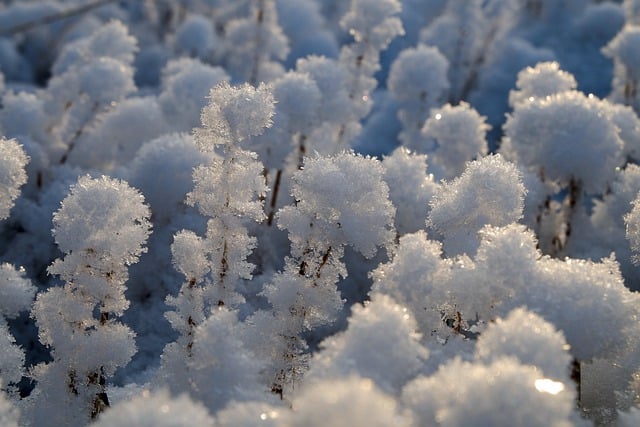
[535,379,566,395]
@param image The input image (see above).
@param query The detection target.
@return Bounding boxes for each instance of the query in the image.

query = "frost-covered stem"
[297,133,307,170]
[571,358,582,406]
[249,0,267,86]
[59,99,99,164]
[266,169,282,226]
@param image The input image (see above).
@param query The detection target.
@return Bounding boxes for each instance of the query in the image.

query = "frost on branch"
[28,175,151,426]
[387,44,449,150]
[382,147,439,235]
[287,376,411,427]
[603,25,640,112]
[92,389,215,427]
[0,137,29,220]
[427,154,526,255]
[306,294,429,395]
[420,102,490,180]
[475,307,572,382]
[402,357,575,427]
[0,264,35,390]
[256,151,395,399]
[502,91,623,194]
[224,0,289,84]
[336,0,404,148]
[624,191,640,265]
[508,61,578,108]
[159,82,274,405]
[195,82,274,150]
[370,230,451,336]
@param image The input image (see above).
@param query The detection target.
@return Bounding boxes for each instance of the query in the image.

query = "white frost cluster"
[625,191,640,264]
[475,307,572,381]
[508,61,578,107]
[92,389,215,427]
[428,154,526,255]
[421,102,490,180]
[278,151,395,258]
[382,147,439,235]
[402,357,575,427]
[306,294,429,394]
[0,137,29,220]
[502,91,624,193]
[196,82,275,149]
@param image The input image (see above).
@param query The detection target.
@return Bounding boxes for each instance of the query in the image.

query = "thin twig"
[0,0,132,37]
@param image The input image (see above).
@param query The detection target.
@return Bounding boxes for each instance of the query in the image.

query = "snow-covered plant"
[287,376,411,427]
[387,45,449,149]
[157,82,273,401]
[402,356,576,427]
[92,389,215,427]
[224,0,289,84]
[625,191,640,264]
[427,154,526,255]
[0,137,29,220]
[474,307,572,382]
[305,294,429,395]
[508,61,578,108]
[44,21,138,165]
[0,384,19,427]
[502,90,624,254]
[0,264,35,395]
[158,58,230,132]
[382,147,438,235]
[253,151,395,399]
[420,102,491,180]
[335,0,405,148]
[420,0,489,103]
[28,175,151,426]
[603,25,640,113]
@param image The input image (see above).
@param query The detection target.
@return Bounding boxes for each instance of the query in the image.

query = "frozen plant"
[387,44,449,149]
[224,0,289,84]
[382,147,439,236]
[252,151,395,399]
[305,294,429,395]
[420,102,491,180]
[508,61,578,108]
[603,25,640,113]
[0,264,36,395]
[0,137,29,221]
[625,191,640,264]
[420,0,489,103]
[27,175,151,426]
[44,21,138,165]
[501,90,624,255]
[427,154,526,255]
[91,389,215,427]
[157,82,273,398]
[335,0,405,149]
[402,357,576,427]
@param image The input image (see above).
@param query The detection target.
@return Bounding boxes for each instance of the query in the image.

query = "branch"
[0,0,132,37]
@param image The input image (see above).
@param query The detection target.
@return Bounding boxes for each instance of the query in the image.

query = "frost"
[502,91,624,194]
[0,138,29,220]
[428,154,526,255]
[508,61,578,108]
[402,357,575,427]
[289,376,411,427]
[92,389,215,427]
[421,102,490,180]
[382,147,439,235]
[475,307,572,381]
[278,151,395,259]
[306,294,429,394]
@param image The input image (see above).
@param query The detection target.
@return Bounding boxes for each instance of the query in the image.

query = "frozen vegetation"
[1,0,640,426]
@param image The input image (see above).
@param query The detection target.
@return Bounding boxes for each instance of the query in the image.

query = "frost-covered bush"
[0,1,640,426]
